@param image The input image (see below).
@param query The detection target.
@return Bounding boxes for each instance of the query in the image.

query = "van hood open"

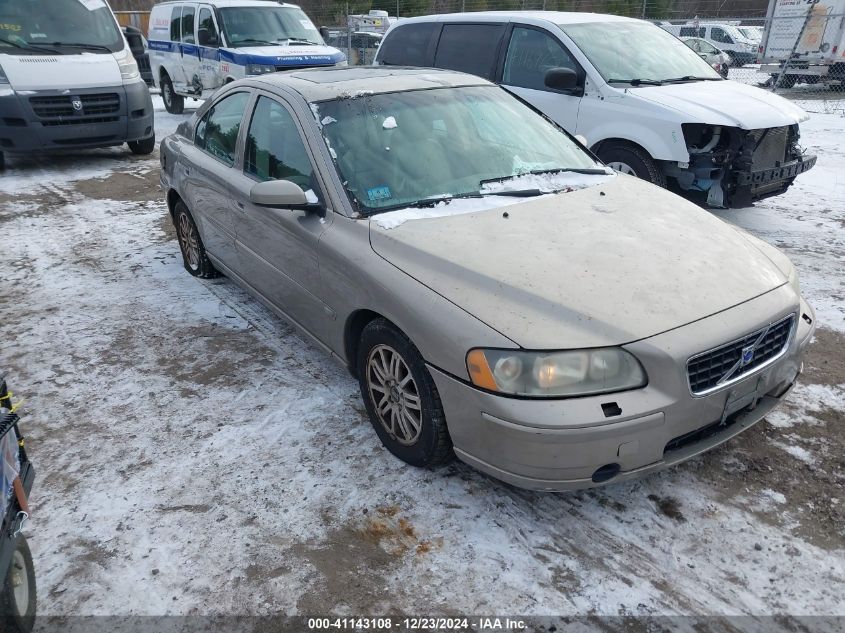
[0,53,122,90]
[632,80,809,129]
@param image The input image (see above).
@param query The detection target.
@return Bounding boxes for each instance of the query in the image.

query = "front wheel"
[356,319,452,467]
[161,74,184,115]
[597,143,667,188]
[174,201,218,278]
[0,535,36,633]
[128,135,155,155]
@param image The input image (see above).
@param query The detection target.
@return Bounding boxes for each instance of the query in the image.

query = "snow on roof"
[154,0,299,8]
[396,11,641,26]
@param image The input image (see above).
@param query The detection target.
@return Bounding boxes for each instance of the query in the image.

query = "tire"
[0,535,36,633]
[161,74,184,115]
[356,319,452,467]
[775,74,797,89]
[173,201,218,278]
[597,142,667,188]
[127,135,156,155]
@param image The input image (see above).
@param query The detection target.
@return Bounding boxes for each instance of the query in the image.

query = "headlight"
[116,47,140,82]
[788,266,800,295]
[246,63,276,75]
[334,58,348,67]
[466,348,647,398]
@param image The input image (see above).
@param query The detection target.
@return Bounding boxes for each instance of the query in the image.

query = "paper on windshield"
[77,0,107,10]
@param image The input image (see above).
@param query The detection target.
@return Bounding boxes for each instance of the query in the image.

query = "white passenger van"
[0,0,155,169]
[660,21,759,66]
[375,12,816,208]
[148,0,346,114]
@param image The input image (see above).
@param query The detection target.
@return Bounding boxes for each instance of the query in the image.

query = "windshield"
[218,6,324,48]
[561,21,721,84]
[316,86,604,213]
[738,26,761,42]
[0,0,123,53]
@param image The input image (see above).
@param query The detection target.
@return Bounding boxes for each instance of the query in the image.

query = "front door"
[196,5,222,95]
[178,4,202,94]
[500,25,583,134]
[230,94,332,337]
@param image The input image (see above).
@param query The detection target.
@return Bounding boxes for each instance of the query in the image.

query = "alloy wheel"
[607,161,637,176]
[366,344,422,446]
[177,212,200,271]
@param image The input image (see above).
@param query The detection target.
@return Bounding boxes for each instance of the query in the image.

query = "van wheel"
[597,143,667,188]
[174,201,218,278]
[0,535,36,633]
[356,319,452,468]
[128,135,156,155]
[161,74,184,115]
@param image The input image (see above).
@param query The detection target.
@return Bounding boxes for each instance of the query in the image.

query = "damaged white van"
[375,12,816,207]
[0,0,155,169]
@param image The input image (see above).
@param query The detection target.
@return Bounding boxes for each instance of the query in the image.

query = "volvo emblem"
[740,345,755,367]
[71,97,83,112]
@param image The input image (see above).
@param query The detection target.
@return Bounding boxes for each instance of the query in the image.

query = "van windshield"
[316,85,606,214]
[218,6,324,48]
[561,21,721,85]
[0,0,123,54]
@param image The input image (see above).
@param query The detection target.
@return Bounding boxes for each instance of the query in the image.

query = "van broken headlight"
[466,348,647,398]
[246,63,276,75]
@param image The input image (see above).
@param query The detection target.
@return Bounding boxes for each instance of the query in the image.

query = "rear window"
[434,23,505,80]
[378,22,437,66]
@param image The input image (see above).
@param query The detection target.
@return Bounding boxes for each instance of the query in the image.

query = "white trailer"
[758,0,845,88]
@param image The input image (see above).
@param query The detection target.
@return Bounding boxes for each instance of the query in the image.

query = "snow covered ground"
[0,94,843,622]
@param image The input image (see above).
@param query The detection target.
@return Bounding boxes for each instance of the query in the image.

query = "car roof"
[252,66,493,102]
[392,11,641,26]
[153,0,299,8]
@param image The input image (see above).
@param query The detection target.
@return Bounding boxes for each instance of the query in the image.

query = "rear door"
[432,22,506,80]
[499,24,583,134]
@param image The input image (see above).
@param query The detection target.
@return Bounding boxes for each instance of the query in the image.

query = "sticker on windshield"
[300,19,317,30]
[77,0,106,10]
[367,186,392,201]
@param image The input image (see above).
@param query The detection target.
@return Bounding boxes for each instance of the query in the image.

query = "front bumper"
[431,287,816,491]
[730,153,817,207]
[0,80,154,154]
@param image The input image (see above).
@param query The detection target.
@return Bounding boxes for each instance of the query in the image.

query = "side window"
[503,27,579,91]
[679,27,696,37]
[434,23,506,80]
[711,27,732,44]
[378,23,437,66]
[195,92,250,166]
[244,97,314,191]
[170,5,181,41]
[181,5,196,44]
[198,7,218,46]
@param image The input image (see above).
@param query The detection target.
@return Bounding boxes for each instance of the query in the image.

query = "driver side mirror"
[249,179,320,210]
[544,67,580,94]
[198,28,218,47]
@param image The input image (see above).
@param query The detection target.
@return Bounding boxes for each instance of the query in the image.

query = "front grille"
[664,413,742,455]
[750,127,789,171]
[30,93,121,119]
[41,116,119,127]
[687,314,794,395]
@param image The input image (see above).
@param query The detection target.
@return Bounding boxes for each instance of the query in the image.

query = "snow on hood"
[633,80,810,128]
[373,171,615,230]
[0,52,122,90]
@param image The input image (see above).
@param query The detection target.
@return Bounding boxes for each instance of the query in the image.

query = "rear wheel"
[128,135,155,155]
[0,535,36,633]
[356,319,452,467]
[161,74,184,115]
[597,142,667,188]
[174,201,218,278]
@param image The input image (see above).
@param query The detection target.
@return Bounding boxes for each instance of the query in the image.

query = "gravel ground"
[0,95,843,624]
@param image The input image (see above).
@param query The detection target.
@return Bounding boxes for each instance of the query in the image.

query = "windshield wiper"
[662,75,723,83]
[48,42,111,52]
[485,188,544,197]
[606,78,664,86]
[479,167,610,187]
[234,38,277,47]
[365,192,482,214]
[0,38,60,53]
[281,37,321,45]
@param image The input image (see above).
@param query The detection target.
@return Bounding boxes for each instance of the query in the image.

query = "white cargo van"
[375,11,816,208]
[0,0,155,169]
[660,21,759,66]
[758,0,845,88]
[148,0,346,114]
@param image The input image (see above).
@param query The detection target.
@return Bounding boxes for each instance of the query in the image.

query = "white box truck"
[758,0,845,88]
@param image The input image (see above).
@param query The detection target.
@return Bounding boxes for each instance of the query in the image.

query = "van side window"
[195,92,250,166]
[244,97,314,191]
[181,5,196,44]
[503,27,578,91]
[198,7,218,46]
[170,5,181,41]
[711,27,732,44]
[679,26,704,38]
[434,23,506,80]
[378,23,437,66]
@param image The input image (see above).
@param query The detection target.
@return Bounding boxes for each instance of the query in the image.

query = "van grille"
[30,93,121,119]
[687,314,794,395]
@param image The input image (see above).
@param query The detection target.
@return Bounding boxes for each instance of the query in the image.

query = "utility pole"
[641,0,647,19]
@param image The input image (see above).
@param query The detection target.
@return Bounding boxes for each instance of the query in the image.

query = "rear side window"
[679,27,704,38]
[170,5,181,41]
[434,23,506,80]
[196,92,250,166]
[378,22,437,66]
[181,5,196,44]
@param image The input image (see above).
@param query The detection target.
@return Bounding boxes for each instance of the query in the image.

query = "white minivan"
[660,22,759,66]
[0,0,155,169]
[148,0,346,114]
[374,12,816,208]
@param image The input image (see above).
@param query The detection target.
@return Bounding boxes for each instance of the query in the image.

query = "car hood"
[369,176,788,349]
[0,52,121,90]
[632,80,809,128]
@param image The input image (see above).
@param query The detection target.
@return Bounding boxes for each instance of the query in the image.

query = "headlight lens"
[466,348,647,398]
[116,47,140,82]
[246,63,277,75]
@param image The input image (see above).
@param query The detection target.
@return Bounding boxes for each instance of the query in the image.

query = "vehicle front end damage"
[664,123,817,208]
